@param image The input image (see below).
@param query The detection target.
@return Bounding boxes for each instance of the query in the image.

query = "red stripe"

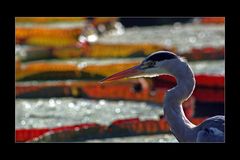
[16,117,208,142]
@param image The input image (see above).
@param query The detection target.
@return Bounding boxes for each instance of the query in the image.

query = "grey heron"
[100,51,224,143]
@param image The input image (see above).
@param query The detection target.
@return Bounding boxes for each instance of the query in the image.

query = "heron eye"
[148,61,155,67]
[141,61,155,69]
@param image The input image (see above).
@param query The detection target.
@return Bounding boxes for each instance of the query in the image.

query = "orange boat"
[16,17,87,23]
[16,74,224,103]
[199,17,224,24]
[16,60,140,81]
[16,117,206,142]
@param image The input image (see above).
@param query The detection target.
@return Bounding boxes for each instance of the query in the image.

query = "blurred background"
[15,17,224,143]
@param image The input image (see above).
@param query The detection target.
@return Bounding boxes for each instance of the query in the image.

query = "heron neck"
[163,60,196,142]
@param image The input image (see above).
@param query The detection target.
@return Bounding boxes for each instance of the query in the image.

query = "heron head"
[100,51,180,83]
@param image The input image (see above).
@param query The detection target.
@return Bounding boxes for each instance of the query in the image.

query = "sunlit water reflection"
[16,98,163,129]
[84,134,178,143]
[97,24,225,54]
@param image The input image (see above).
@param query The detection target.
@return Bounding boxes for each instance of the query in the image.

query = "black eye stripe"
[145,51,178,62]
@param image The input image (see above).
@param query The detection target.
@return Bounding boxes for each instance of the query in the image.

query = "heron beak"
[99,65,143,83]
